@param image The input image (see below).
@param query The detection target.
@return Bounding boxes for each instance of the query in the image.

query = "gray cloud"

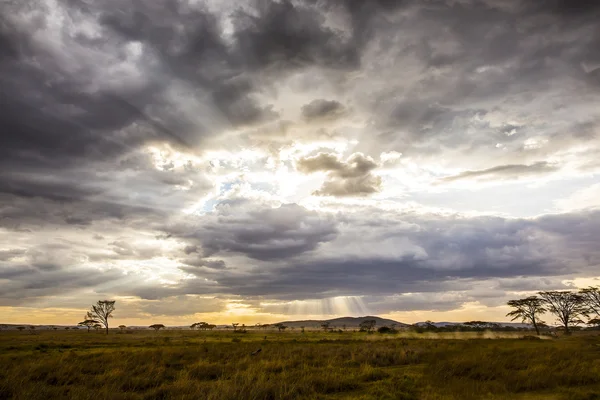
[2,0,600,319]
[297,153,382,196]
[172,207,600,303]
[170,203,338,261]
[302,99,346,120]
[441,161,559,182]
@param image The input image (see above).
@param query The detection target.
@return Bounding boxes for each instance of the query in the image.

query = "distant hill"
[276,316,410,329]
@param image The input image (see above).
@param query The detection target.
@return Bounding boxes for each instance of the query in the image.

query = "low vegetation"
[2,288,599,399]
[1,329,600,400]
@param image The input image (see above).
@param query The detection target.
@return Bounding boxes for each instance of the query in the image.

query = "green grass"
[1,330,599,399]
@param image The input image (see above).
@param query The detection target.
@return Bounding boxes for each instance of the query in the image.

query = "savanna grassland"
[1,330,599,400]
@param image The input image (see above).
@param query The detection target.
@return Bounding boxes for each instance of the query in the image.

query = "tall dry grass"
[1,330,599,400]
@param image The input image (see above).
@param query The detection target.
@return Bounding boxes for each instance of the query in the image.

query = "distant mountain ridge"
[276,316,410,329]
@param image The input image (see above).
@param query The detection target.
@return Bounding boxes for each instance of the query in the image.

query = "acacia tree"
[149,324,165,331]
[587,318,600,328]
[87,300,116,335]
[359,319,377,333]
[321,321,330,331]
[506,296,547,335]
[423,320,436,330]
[232,323,239,332]
[580,287,600,318]
[538,291,588,334]
[78,318,99,333]
[192,322,212,330]
[118,325,127,331]
[274,323,287,332]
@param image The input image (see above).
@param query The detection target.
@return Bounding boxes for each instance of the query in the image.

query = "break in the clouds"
[1,0,600,324]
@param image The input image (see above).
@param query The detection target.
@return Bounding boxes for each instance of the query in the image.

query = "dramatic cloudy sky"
[2,0,600,326]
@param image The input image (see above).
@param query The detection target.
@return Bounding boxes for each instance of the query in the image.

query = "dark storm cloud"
[352,0,600,165]
[171,204,338,261]
[2,0,600,197]
[441,161,558,183]
[172,208,600,301]
[0,261,127,305]
[0,0,401,228]
[0,150,212,229]
[232,0,360,71]
[297,153,382,196]
[301,99,346,120]
[2,0,600,317]
[546,0,600,15]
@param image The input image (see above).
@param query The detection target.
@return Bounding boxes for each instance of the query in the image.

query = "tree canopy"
[506,296,547,335]
[149,324,165,331]
[538,291,588,334]
[87,300,115,335]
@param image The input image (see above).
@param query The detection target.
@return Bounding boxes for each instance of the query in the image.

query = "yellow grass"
[1,329,599,400]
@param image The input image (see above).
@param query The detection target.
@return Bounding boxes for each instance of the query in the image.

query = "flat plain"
[1,330,599,400]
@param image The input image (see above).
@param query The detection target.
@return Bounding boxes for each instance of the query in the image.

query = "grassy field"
[1,329,599,400]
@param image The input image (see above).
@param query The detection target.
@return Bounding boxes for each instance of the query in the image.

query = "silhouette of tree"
[274,323,287,332]
[78,317,99,333]
[359,319,376,333]
[191,322,216,330]
[539,291,588,334]
[87,300,115,335]
[424,320,436,330]
[149,324,165,331]
[462,321,500,330]
[17,326,25,332]
[587,318,600,328]
[232,323,239,332]
[118,325,127,331]
[580,287,600,318]
[507,296,547,335]
[321,321,330,331]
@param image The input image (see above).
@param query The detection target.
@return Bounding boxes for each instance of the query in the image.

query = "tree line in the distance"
[65,288,600,335]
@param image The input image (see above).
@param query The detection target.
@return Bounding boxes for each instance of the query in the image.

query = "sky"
[1,0,600,327]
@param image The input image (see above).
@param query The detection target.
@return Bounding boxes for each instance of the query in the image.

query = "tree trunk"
[532,317,539,335]
[105,324,109,335]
